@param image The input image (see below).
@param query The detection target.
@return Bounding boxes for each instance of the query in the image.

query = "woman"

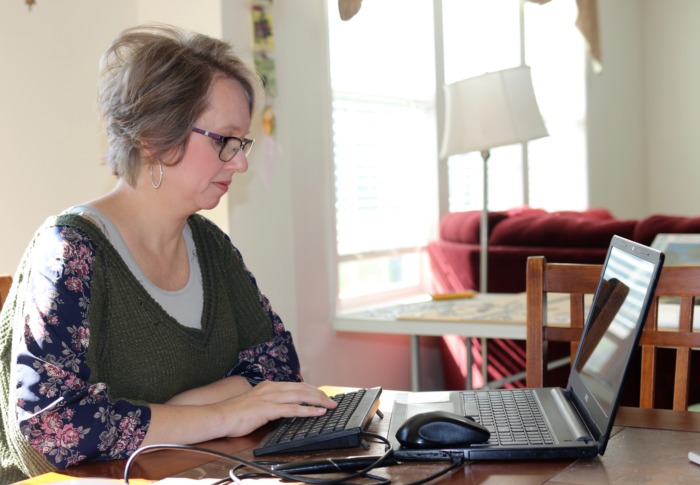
[0,24,335,481]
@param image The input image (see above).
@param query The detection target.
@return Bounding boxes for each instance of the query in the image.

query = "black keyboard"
[253,387,382,456]
[463,389,553,446]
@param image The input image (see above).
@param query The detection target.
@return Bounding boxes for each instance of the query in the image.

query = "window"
[327,0,438,311]
[443,0,587,212]
[523,0,587,210]
[328,0,586,311]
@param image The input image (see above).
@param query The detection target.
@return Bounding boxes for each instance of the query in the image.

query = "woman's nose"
[226,151,249,173]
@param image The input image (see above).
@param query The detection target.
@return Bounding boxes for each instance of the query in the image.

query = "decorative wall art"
[251,0,278,188]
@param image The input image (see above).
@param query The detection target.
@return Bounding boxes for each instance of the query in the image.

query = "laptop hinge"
[551,388,593,442]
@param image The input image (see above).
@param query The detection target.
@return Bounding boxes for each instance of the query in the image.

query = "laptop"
[387,235,664,461]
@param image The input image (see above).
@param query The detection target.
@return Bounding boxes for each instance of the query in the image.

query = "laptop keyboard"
[253,387,382,456]
[463,389,554,446]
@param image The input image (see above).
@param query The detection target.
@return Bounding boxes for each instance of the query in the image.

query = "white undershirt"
[65,204,204,329]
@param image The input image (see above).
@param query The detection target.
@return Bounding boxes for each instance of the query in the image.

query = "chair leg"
[673,347,691,411]
[640,346,656,408]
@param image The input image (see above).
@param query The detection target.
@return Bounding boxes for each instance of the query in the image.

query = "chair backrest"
[0,274,11,312]
[526,256,700,411]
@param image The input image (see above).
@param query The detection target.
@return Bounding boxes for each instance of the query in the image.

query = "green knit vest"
[0,214,273,480]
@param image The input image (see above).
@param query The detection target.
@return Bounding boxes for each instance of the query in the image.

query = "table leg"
[466,337,473,390]
[482,337,488,388]
[411,335,421,392]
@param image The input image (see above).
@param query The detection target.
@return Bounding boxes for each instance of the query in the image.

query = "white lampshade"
[440,65,549,158]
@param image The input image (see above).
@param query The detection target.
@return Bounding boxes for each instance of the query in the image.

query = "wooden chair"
[526,255,700,411]
[0,274,11,312]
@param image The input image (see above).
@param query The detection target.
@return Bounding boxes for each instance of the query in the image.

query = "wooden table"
[16,390,700,485]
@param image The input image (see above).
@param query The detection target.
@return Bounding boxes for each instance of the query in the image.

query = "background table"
[334,293,552,390]
[334,293,698,391]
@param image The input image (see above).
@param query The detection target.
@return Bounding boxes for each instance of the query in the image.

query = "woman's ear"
[140,144,157,162]
[143,143,183,168]
[141,145,170,166]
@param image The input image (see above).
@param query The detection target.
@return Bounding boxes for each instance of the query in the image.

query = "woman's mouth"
[213,181,230,192]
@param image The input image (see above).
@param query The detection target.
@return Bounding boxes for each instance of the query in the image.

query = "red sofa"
[428,207,700,293]
[428,207,700,407]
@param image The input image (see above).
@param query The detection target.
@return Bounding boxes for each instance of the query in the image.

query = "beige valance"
[338,0,601,71]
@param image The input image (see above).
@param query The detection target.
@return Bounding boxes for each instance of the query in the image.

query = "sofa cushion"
[506,206,614,221]
[489,214,636,248]
[440,208,616,245]
[633,214,700,245]
[551,208,614,220]
[440,211,509,244]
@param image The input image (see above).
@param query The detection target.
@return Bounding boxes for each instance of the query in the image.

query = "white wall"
[0,1,131,275]
[1,0,699,392]
[586,0,646,218]
[643,1,700,215]
[587,0,700,219]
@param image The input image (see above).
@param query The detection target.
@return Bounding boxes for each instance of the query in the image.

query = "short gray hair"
[97,24,263,186]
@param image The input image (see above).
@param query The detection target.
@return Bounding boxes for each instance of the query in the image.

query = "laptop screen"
[569,237,663,448]
[574,246,656,414]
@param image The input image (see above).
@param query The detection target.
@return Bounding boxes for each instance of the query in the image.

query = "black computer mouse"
[395,410,491,449]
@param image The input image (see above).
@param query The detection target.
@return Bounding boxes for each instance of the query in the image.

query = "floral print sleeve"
[225,244,303,385]
[14,225,150,468]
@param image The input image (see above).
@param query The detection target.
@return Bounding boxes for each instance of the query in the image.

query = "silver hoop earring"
[150,159,163,189]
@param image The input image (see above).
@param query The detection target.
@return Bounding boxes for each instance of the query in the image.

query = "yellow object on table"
[430,291,478,300]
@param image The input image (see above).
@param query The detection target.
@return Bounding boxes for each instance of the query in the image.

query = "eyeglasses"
[191,127,255,162]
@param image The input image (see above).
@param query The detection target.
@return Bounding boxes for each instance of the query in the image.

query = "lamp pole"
[480,149,491,294]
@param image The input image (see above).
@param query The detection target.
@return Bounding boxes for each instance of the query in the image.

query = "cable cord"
[122,432,465,485]
[401,455,465,485]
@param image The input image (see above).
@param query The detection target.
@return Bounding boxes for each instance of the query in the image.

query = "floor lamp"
[440,65,549,293]
[440,66,549,389]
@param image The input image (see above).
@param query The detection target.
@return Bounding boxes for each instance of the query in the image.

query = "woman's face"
[165,76,252,214]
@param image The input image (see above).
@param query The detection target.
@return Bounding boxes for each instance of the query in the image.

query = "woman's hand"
[214,381,338,437]
[142,381,337,446]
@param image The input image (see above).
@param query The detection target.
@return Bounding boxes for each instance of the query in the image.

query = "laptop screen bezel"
[566,235,664,454]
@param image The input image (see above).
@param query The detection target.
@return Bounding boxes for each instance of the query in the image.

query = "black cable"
[401,455,465,485]
[229,432,393,485]
[122,432,466,485]
[209,478,233,485]
[123,432,393,485]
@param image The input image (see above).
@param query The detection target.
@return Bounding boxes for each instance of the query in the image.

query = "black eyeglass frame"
[191,127,255,162]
